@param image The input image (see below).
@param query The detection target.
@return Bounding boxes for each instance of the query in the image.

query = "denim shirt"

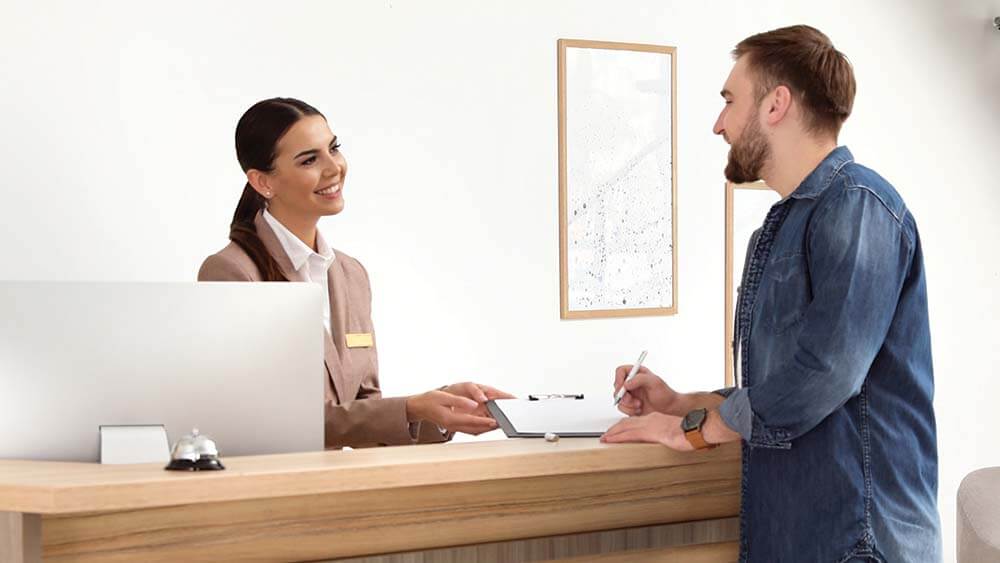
[718,147,940,562]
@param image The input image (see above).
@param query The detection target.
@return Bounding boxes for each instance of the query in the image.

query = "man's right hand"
[613,365,680,416]
[405,390,499,435]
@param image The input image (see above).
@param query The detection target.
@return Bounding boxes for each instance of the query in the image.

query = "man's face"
[713,57,770,184]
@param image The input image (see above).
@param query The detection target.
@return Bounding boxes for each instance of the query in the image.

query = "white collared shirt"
[262,210,336,332]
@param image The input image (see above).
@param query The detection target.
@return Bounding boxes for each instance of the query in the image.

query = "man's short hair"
[733,25,856,138]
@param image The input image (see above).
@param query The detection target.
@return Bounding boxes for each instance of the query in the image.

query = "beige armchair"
[958,467,1000,562]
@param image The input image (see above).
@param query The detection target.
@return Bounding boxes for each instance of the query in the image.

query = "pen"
[613,350,648,406]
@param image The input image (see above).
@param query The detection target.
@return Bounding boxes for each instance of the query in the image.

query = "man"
[601,25,940,562]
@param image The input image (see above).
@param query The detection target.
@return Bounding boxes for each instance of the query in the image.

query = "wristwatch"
[681,408,717,450]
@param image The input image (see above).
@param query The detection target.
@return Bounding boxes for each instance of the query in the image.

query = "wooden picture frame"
[558,39,678,320]
[724,181,780,387]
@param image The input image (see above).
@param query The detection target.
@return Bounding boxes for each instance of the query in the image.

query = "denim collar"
[787,146,854,201]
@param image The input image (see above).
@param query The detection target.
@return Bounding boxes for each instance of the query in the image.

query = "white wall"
[2,1,998,559]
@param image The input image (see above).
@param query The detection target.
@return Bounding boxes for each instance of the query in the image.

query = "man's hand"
[599,412,694,451]
[405,390,498,435]
[601,409,740,451]
[613,366,681,416]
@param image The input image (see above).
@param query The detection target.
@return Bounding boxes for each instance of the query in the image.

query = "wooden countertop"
[0,438,740,514]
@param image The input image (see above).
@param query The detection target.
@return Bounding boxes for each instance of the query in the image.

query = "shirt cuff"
[408,421,452,442]
[718,388,753,442]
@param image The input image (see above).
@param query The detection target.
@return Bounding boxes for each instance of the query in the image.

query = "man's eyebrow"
[720,89,733,98]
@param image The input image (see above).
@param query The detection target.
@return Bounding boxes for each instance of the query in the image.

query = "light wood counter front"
[0,439,740,562]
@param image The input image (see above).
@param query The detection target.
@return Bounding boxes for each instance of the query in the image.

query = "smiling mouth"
[314,183,341,196]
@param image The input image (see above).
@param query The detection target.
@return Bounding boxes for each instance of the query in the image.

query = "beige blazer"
[198,212,448,449]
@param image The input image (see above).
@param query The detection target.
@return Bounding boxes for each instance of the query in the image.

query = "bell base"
[164,458,226,471]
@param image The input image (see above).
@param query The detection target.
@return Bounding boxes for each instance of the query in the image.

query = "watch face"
[682,409,707,432]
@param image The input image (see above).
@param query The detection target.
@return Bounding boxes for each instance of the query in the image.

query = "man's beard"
[724,115,770,184]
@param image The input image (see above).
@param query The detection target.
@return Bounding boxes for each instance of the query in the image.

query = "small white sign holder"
[99,425,170,464]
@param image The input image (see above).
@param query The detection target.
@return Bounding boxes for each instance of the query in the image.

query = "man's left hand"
[600,412,694,451]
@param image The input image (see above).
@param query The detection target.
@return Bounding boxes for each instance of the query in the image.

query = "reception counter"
[0,439,740,562]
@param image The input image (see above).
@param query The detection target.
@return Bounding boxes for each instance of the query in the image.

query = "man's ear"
[764,85,793,126]
[246,169,274,200]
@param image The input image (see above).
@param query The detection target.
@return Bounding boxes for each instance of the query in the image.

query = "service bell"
[164,428,225,471]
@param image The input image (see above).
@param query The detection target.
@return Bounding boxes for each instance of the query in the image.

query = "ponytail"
[230,97,324,281]
[228,183,287,282]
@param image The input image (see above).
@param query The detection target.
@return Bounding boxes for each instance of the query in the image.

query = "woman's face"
[256,114,347,220]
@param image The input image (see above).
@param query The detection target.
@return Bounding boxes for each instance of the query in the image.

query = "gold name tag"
[345,333,374,348]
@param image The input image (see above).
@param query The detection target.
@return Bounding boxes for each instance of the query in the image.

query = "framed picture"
[558,39,677,320]
[724,181,780,387]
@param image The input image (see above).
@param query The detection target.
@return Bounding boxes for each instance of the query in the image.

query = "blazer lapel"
[253,213,308,282]
[327,254,359,401]
[254,212,346,400]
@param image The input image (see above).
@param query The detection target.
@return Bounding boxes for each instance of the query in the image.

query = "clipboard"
[487,398,626,438]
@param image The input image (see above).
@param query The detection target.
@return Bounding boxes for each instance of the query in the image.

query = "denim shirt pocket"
[760,253,811,334]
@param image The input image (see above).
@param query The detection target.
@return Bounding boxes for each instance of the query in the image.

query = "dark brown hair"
[733,25,856,138]
[231,97,324,281]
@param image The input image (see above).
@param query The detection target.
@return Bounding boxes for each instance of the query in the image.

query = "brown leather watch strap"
[684,428,717,451]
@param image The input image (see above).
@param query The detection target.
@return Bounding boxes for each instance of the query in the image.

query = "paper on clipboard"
[487,398,626,437]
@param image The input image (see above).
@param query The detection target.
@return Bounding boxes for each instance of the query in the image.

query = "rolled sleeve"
[712,387,736,398]
[719,389,752,441]
[719,388,792,448]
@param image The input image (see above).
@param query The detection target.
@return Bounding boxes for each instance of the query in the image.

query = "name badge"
[345,333,374,348]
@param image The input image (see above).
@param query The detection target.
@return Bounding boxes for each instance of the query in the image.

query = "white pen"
[613,350,648,406]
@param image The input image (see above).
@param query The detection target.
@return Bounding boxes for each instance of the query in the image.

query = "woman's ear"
[246,169,274,200]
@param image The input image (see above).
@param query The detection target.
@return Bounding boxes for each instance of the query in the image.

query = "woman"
[199,98,512,449]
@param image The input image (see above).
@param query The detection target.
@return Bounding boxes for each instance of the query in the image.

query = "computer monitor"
[0,281,325,462]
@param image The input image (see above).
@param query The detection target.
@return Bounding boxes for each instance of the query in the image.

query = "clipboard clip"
[528,394,584,401]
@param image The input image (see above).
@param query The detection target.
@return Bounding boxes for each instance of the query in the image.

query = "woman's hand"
[613,366,681,416]
[441,382,516,417]
[405,389,499,435]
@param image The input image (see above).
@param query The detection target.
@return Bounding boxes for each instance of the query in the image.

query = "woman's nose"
[323,155,343,177]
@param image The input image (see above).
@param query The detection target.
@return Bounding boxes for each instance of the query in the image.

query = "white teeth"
[315,185,339,195]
